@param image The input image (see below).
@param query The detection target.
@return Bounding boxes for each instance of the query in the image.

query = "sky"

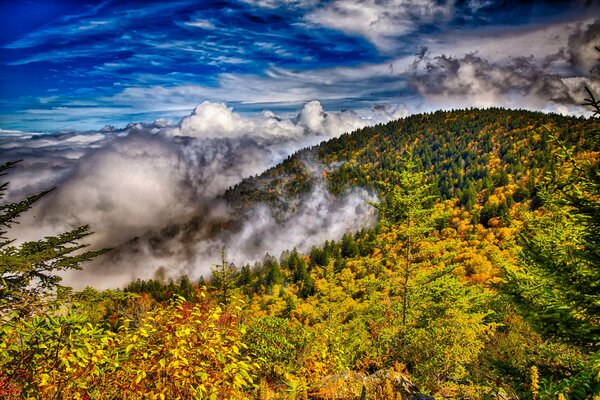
[0,0,599,131]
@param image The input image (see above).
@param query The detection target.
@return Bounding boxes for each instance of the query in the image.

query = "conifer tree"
[371,151,437,324]
[210,247,237,304]
[0,161,107,314]
[505,123,600,346]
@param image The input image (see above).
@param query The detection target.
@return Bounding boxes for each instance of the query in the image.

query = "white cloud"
[178,101,250,138]
[307,0,453,52]
[65,185,377,290]
[296,100,367,136]
[6,100,400,289]
[175,99,377,140]
[10,134,198,247]
[197,185,376,275]
[184,19,214,29]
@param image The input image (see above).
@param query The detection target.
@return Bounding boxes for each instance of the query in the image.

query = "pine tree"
[0,161,107,314]
[371,151,437,324]
[210,247,237,304]
[504,124,600,346]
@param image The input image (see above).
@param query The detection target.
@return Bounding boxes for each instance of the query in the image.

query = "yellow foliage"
[2,294,258,400]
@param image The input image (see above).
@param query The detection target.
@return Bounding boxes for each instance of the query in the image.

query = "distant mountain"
[225,108,599,225]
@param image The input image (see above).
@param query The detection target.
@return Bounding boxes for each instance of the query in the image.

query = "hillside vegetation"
[1,108,599,399]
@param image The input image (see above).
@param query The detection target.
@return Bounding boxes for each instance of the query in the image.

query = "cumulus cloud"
[177,101,302,140]
[568,19,600,76]
[176,99,373,140]
[295,100,368,136]
[4,100,395,289]
[406,51,593,112]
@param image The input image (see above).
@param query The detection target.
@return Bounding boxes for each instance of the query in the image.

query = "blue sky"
[0,0,598,131]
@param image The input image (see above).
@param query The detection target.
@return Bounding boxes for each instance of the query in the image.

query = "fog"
[1,100,388,289]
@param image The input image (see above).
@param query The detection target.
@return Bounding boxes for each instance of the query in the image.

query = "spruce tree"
[504,124,600,346]
[371,151,437,324]
[0,161,107,314]
[210,247,237,304]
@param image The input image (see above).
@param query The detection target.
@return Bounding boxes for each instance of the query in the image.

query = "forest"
[1,107,599,399]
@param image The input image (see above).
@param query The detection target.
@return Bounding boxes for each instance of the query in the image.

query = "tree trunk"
[402,236,411,325]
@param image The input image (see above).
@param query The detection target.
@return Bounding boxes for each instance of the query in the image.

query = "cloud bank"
[77,185,376,289]
[2,100,390,289]
[405,18,600,114]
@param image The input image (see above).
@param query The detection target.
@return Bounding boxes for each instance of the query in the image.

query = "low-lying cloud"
[72,185,376,289]
[2,100,389,289]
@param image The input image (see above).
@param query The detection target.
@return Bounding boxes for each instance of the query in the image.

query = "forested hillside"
[2,108,599,399]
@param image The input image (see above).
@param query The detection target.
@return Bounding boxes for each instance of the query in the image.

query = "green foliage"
[398,274,494,392]
[504,126,600,347]
[243,316,311,381]
[124,275,196,302]
[370,151,439,324]
[371,151,436,233]
[210,247,238,304]
[283,248,314,298]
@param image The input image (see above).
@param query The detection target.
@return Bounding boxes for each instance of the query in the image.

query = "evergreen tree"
[340,233,358,258]
[0,161,107,314]
[210,247,237,304]
[504,125,600,346]
[263,254,284,289]
[286,249,314,298]
[371,151,437,324]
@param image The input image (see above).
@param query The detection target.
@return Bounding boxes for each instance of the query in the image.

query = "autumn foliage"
[2,108,600,399]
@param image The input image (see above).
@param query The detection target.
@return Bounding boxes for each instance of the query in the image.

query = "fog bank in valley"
[1,100,395,289]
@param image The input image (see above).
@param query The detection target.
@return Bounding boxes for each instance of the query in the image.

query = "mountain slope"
[226,108,599,224]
